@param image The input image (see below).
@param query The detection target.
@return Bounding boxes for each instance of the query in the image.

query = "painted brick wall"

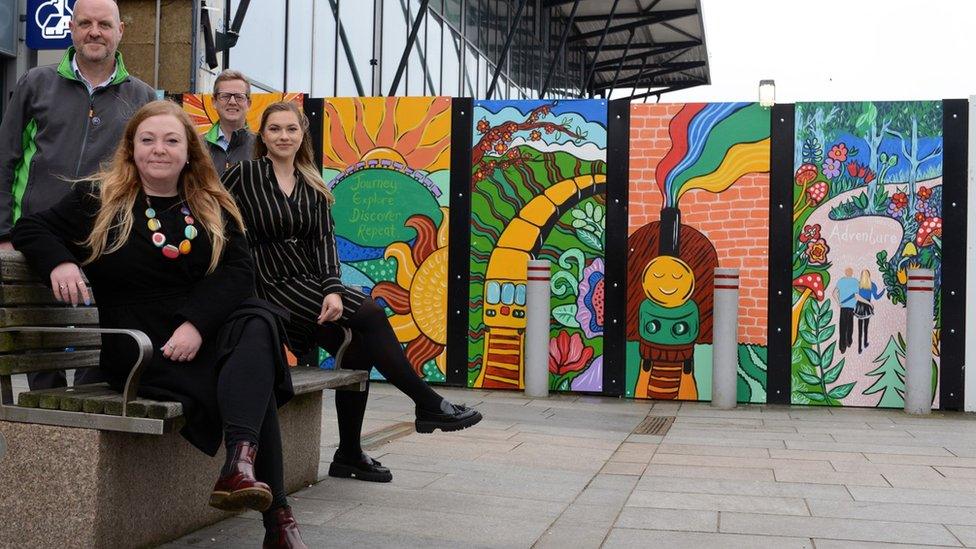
[628,103,769,344]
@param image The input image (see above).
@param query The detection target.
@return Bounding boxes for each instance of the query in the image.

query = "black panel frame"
[446,98,474,387]
[939,99,968,410]
[304,96,325,172]
[767,104,795,405]
[603,98,630,397]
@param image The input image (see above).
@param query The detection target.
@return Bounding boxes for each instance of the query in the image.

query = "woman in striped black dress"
[221,102,481,485]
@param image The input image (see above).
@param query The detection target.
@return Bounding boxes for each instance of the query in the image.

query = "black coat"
[12,183,293,455]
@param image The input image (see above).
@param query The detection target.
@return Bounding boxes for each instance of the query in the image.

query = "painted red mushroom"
[793,180,830,222]
[915,216,943,247]
[791,272,826,346]
[793,163,819,209]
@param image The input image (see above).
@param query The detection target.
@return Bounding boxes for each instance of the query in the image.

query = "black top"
[221,158,367,354]
[11,183,292,455]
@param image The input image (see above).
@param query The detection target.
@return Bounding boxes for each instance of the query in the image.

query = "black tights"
[217,318,287,513]
[315,298,443,459]
[857,317,871,352]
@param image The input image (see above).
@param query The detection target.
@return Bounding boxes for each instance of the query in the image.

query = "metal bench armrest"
[0,326,153,416]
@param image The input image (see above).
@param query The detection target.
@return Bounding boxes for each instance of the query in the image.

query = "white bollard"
[524,260,551,398]
[904,268,935,415]
[712,268,740,409]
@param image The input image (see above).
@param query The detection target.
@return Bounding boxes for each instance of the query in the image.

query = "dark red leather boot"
[210,441,273,512]
[263,506,307,549]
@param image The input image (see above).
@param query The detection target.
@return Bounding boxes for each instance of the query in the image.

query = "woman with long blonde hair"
[222,101,482,486]
[13,100,308,548]
[855,268,885,354]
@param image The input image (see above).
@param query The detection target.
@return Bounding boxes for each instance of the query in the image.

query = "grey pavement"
[141,383,976,548]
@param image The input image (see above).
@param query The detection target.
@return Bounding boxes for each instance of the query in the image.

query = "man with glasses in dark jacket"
[204,70,256,175]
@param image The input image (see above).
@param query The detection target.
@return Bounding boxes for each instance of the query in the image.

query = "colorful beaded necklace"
[144,196,198,259]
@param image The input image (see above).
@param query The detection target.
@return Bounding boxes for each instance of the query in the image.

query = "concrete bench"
[0,250,368,548]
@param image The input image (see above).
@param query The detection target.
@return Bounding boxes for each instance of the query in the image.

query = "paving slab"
[636,475,853,500]
[614,507,718,532]
[806,498,976,526]
[947,525,976,547]
[603,528,813,548]
[626,490,810,516]
[718,512,961,546]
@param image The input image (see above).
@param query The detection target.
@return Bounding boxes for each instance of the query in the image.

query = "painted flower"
[891,192,908,210]
[846,161,870,180]
[549,331,594,377]
[863,169,876,183]
[822,158,841,179]
[799,223,821,243]
[914,212,925,222]
[508,149,520,160]
[918,186,932,200]
[828,143,848,162]
[806,238,830,265]
[476,119,490,133]
[529,130,542,141]
[494,142,507,154]
[575,258,605,338]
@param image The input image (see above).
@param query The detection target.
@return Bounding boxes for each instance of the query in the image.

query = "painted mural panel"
[628,103,771,402]
[468,100,607,391]
[321,97,452,383]
[182,92,304,135]
[791,101,943,407]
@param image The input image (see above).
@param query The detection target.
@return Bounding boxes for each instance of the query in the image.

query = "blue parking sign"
[26,0,75,50]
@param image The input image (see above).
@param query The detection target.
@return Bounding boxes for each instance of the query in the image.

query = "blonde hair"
[82,100,244,273]
[859,269,872,290]
[254,101,334,205]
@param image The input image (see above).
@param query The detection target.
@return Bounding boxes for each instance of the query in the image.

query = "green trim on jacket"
[56,47,131,85]
[11,119,38,222]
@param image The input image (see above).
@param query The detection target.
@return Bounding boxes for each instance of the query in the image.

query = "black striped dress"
[221,158,367,353]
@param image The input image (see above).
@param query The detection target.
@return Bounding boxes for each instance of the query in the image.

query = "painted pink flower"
[828,143,848,162]
[799,224,821,243]
[549,331,594,377]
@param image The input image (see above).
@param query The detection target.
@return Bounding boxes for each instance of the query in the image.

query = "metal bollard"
[524,260,551,398]
[712,268,739,409]
[904,269,935,415]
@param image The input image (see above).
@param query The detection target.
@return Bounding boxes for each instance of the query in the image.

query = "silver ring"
[58,283,67,289]
[166,343,175,350]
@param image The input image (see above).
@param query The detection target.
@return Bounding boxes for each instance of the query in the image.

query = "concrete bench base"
[0,391,322,548]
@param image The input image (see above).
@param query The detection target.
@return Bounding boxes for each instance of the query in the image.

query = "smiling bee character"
[636,256,700,399]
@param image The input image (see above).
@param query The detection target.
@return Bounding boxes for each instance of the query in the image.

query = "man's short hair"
[213,69,251,97]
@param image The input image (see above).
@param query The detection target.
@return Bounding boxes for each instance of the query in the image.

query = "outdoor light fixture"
[759,79,776,108]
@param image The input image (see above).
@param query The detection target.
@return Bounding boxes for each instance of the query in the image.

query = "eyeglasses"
[215,92,248,104]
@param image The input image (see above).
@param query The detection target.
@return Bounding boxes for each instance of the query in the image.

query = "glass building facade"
[224,0,588,99]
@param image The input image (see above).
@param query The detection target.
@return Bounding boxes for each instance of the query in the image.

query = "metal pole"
[711,269,739,409]
[525,260,551,398]
[606,28,635,99]
[626,55,650,100]
[581,0,620,94]
[153,0,160,89]
[539,0,580,99]
[388,0,431,96]
[487,0,528,100]
[905,269,935,414]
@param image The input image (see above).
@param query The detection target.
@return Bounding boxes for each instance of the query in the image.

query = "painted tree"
[862,334,906,408]
[851,102,893,212]
[883,101,943,211]
[472,102,583,179]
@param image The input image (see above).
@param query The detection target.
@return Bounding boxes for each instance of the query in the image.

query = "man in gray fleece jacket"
[0,0,154,248]
[0,0,154,389]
